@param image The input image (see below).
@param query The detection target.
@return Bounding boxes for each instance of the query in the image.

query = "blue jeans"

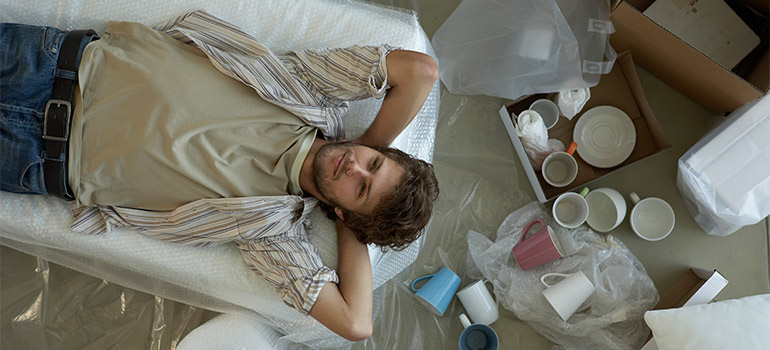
[0,23,94,194]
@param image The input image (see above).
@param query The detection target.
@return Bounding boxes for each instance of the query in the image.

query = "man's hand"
[309,220,373,341]
[354,50,438,148]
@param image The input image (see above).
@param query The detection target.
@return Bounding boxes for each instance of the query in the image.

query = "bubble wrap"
[465,202,659,350]
[0,0,439,348]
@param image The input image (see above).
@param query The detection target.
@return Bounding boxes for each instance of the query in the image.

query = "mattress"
[0,0,439,348]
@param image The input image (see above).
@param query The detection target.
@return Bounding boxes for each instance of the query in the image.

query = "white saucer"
[573,105,636,168]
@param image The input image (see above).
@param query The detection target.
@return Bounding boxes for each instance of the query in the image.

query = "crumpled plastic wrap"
[465,202,659,350]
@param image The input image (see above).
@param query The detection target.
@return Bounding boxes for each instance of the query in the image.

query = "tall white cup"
[541,271,595,321]
[457,280,499,325]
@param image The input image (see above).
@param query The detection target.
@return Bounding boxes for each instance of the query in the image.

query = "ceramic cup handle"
[411,274,434,293]
[459,313,472,329]
[540,272,571,288]
[630,192,641,205]
[520,219,545,244]
[566,141,577,155]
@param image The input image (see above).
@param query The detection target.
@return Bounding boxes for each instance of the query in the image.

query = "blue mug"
[459,313,499,350]
[410,267,461,316]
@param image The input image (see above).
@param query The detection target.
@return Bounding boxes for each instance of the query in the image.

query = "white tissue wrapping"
[0,0,439,348]
[556,88,591,119]
[516,110,566,170]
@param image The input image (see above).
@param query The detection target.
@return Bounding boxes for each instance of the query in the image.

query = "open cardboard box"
[610,0,770,115]
[640,268,729,349]
[499,52,672,202]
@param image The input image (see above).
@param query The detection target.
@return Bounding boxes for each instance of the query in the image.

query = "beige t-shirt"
[69,22,316,210]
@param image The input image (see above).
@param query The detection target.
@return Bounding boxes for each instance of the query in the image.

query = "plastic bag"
[432,0,615,100]
[677,94,770,236]
[515,111,565,170]
[554,0,616,86]
[465,202,659,350]
[432,0,584,99]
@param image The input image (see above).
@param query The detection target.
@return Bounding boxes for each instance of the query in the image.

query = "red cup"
[512,219,565,270]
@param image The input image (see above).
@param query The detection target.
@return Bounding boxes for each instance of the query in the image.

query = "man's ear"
[334,207,345,221]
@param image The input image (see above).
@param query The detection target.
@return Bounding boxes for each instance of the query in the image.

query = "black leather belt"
[43,29,96,200]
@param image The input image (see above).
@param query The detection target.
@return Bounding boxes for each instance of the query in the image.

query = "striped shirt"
[70,10,395,315]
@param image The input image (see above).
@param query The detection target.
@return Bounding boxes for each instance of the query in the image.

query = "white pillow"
[644,294,770,350]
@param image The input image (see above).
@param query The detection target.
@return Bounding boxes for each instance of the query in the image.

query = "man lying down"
[0,10,439,341]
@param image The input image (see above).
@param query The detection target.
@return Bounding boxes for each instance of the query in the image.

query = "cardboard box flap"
[611,1,766,115]
[653,268,729,310]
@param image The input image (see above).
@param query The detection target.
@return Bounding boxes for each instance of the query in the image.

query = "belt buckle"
[43,99,72,142]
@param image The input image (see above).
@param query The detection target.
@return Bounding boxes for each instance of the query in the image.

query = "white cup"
[457,280,499,325]
[584,187,627,232]
[541,271,595,321]
[529,99,560,129]
[630,192,675,241]
[552,187,589,228]
[542,142,578,187]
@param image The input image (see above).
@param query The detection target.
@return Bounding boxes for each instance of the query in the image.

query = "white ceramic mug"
[541,271,595,321]
[542,142,578,187]
[529,99,560,129]
[630,192,675,241]
[584,187,627,232]
[457,280,499,325]
[552,187,590,228]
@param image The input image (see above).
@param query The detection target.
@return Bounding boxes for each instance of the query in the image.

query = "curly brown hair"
[320,146,439,250]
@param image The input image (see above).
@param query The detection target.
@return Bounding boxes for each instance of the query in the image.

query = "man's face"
[312,142,405,216]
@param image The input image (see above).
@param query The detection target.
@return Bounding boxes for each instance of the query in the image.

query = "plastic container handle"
[411,274,434,293]
[566,141,578,155]
[540,272,571,288]
[459,313,472,328]
[519,219,545,244]
[630,192,641,205]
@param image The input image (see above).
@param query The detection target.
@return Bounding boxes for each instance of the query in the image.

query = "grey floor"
[2,0,769,349]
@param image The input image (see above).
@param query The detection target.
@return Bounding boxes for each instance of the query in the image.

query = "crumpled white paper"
[515,111,565,170]
[556,88,591,120]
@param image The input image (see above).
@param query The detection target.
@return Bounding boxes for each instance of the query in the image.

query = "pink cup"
[512,219,565,270]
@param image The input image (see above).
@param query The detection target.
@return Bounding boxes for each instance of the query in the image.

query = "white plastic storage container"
[677,94,770,236]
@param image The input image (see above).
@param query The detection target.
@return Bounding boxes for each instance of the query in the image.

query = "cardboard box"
[641,268,729,349]
[499,52,672,202]
[610,0,770,115]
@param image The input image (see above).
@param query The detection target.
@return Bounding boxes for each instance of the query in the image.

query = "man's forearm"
[356,50,438,147]
[335,221,373,331]
[309,221,373,341]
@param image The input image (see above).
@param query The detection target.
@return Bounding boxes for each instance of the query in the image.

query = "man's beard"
[311,141,353,208]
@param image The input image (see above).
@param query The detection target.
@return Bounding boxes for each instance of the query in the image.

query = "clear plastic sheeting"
[0,246,216,349]
[677,93,770,236]
[465,202,659,350]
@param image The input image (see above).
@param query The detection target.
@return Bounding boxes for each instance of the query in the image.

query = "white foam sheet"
[0,0,439,348]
